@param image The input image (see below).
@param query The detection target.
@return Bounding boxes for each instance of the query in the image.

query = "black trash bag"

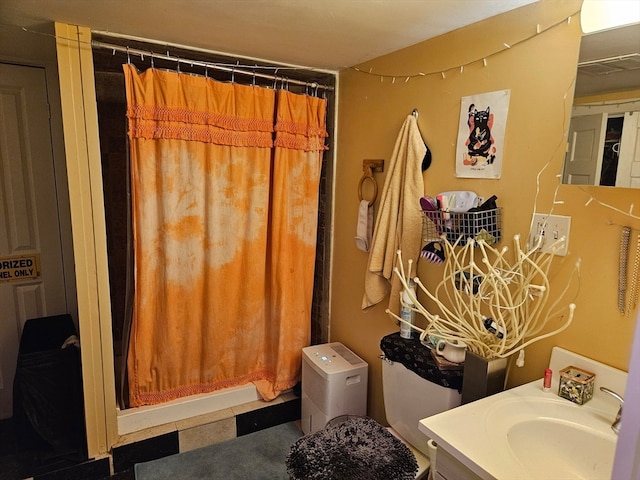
[12,314,86,456]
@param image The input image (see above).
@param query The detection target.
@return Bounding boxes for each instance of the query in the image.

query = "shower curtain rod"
[91,40,335,91]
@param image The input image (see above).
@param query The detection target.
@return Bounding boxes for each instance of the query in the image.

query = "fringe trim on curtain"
[275,119,328,138]
[134,370,283,405]
[128,105,274,132]
[129,121,274,148]
[274,100,328,151]
[274,134,328,152]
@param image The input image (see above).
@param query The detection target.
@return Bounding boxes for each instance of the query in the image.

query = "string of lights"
[350,10,581,84]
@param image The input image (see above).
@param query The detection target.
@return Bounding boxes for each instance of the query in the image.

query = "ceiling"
[0,0,537,71]
[575,22,640,98]
[2,0,636,98]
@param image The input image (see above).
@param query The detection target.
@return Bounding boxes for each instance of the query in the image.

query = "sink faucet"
[600,387,624,434]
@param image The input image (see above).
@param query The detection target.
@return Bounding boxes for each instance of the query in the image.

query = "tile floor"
[0,392,300,480]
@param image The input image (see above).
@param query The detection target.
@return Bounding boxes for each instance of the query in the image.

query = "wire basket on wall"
[422,208,502,246]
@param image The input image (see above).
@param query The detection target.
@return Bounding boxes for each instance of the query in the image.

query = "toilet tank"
[382,358,461,456]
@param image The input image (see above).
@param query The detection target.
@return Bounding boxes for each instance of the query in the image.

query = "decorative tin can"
[558,366,595,405]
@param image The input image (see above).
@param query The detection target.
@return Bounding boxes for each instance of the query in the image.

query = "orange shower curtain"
[123,64,327,407]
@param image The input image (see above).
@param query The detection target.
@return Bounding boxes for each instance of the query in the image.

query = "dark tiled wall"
[111,399,301,478]
[112,431,180,474]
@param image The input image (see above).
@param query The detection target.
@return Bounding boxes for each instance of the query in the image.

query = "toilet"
[381,340,463,479]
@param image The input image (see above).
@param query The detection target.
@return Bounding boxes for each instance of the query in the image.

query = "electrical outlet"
[528,213,571,256]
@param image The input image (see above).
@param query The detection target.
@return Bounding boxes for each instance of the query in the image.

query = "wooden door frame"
[55,23,118,457]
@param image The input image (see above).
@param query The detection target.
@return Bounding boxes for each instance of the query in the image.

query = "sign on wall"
[456,89,511,179]
[0,254,41,282]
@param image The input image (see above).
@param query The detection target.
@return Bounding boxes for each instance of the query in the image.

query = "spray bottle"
[400,279,416,339]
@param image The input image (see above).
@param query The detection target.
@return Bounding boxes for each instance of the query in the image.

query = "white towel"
[355,199,374,252]
[362,115,426,313]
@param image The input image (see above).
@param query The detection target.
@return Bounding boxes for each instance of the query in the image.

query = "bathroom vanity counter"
[419,347,627,480]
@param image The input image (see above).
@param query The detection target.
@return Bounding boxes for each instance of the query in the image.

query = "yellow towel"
[362,115,426,313]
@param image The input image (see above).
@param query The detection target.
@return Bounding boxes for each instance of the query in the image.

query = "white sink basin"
[419,348,626,480]
[482,394,617,479]
[507,418,615,479]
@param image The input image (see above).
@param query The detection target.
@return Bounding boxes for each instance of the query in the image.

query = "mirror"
[562,23,640,188]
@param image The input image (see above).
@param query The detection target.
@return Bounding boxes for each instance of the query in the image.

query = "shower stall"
[92,34,335,428]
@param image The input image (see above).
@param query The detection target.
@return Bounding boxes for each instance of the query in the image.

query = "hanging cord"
[580,189,640,220]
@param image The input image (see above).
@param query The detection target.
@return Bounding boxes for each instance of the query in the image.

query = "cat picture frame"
[456,89,511,179]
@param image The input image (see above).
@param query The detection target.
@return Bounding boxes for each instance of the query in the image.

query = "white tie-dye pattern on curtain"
[123,65,327,407]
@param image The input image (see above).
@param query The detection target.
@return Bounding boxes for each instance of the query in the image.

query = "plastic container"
[543,368,552,392]
[400,279,416,339]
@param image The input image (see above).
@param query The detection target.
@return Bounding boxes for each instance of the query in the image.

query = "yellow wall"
[331,0,640,424]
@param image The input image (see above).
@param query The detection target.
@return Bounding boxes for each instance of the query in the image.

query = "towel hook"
[358,167,378,204]
[358,159,384,204]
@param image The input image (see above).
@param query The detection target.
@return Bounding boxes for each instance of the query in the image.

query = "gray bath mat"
[135,421,302,480]
[287,416,418,479]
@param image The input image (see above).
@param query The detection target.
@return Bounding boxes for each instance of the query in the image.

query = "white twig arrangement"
[386,234,580,360]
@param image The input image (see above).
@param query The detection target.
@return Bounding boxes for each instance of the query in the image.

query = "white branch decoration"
[386,234,580,360]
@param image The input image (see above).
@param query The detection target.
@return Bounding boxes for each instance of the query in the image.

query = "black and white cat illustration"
[465,104,495,165]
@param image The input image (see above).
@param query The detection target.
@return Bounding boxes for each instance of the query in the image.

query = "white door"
[0,63,71,419]
[615,111,640,188]
[564,113,605,185]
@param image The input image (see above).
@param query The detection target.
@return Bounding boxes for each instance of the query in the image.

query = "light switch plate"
[528,213,571,256]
